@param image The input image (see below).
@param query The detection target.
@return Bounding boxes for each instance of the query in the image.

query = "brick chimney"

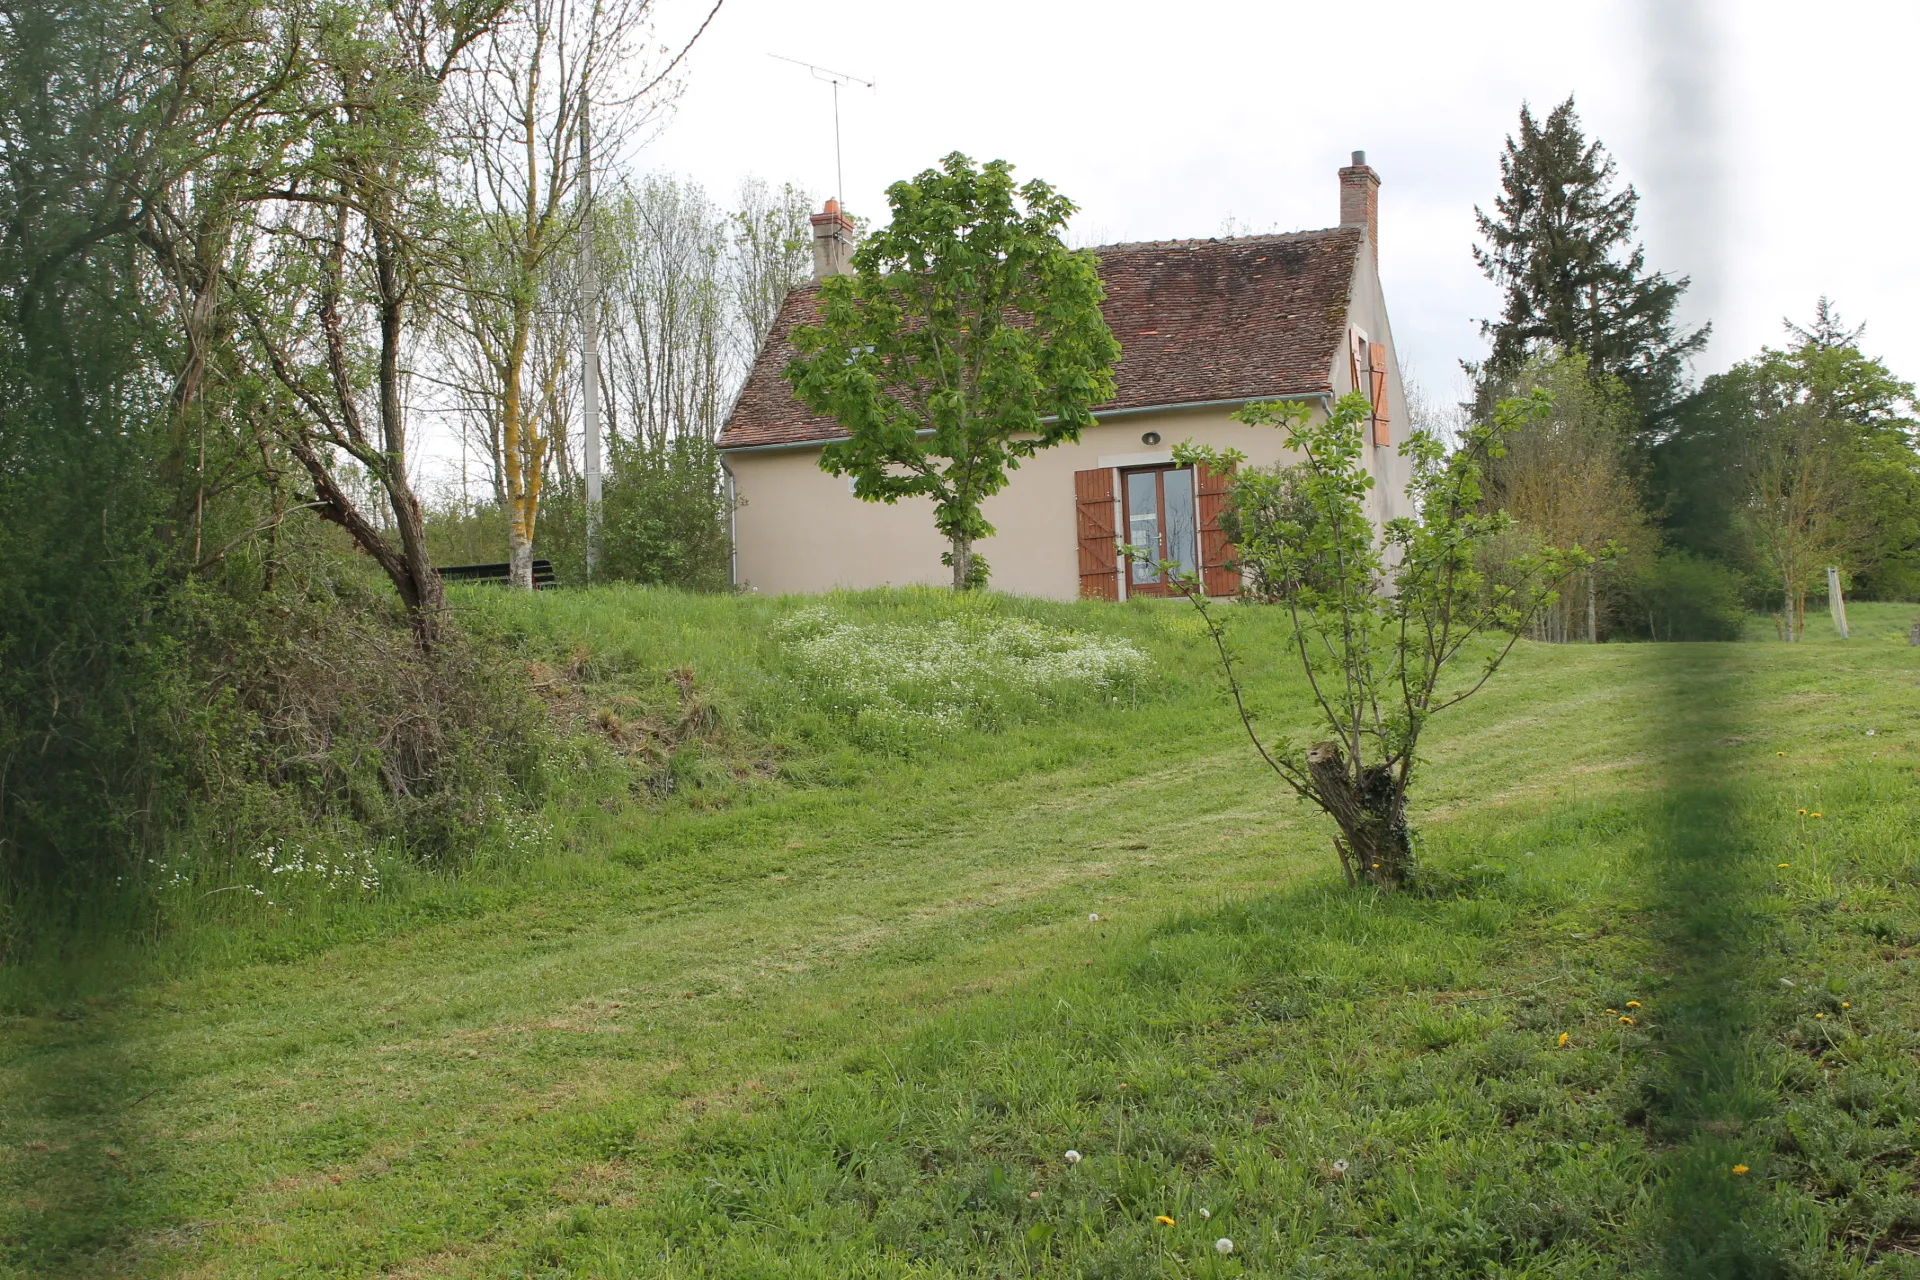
[1338,150,1381,257]
[810,198,855,279]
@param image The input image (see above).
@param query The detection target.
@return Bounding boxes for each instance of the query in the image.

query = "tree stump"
[1306,741,1413,890]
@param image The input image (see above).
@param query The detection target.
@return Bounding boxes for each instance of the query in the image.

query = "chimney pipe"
[810,198,855,279]
[1338,152,1381,258]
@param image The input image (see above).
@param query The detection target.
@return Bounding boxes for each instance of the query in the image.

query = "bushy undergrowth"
[1,560,558,967]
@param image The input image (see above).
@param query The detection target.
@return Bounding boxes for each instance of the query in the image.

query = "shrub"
[1623,552,1749,641]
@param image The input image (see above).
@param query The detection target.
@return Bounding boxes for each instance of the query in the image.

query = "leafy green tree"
[532,434,735,591]
[1472,97,1706,422]
[785,153,1120,590]
[1653,301,1919,607]
[0,0,212,914]
[1162,392,1587,891]
[1483,350,1652,641]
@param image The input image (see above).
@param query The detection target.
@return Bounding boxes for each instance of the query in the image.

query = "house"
[716,152,1410,600]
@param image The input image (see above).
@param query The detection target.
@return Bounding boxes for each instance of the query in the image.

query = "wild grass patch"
[775,603,1151,745]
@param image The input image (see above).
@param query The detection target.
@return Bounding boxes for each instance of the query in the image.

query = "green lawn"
[3,593,1917,1277]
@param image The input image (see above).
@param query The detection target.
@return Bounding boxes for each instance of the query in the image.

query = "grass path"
[4,617,1917,1276]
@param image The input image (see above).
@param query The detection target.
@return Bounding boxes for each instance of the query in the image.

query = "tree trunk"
[1306,741,1413,890]
[372,231,445,647]
[950,532,973,591]
[1784,579,1796,642]
[508,528,534,591]
[1586,567,1597,643]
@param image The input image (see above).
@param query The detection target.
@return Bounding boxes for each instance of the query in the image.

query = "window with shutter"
[1368,342,1390,446]
[1074,467,1119,600]
[1197,461,1238,597]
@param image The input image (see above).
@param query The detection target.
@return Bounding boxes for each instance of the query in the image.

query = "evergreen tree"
[1472,97,1707,421]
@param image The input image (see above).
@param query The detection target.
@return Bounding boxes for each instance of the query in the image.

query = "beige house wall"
[723,238,1411,602]
[1337,232,1414,529]
[724,399,1329,600]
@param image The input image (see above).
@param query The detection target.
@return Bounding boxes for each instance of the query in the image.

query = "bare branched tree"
[237,0,508,649]
[440,0,659,588]
[1484,350,1652,641]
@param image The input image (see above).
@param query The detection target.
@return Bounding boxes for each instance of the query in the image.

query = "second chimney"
[811,198,855,279]
[1338,151,1381,258]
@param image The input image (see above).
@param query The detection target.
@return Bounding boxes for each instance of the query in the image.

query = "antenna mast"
[769,54,873,204]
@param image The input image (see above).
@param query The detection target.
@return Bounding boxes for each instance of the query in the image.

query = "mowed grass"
[2,593,1917,1277]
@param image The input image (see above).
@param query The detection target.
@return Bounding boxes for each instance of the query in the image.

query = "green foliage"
[1166,391,1588,888]
[785,152,1120,589]
[1472,97,1707,421]
[1653,303,1920,606]
[0,0,193,926]
[533,434,735,591]
[1623,552,1751,642]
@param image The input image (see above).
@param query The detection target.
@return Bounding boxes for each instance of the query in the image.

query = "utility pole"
[580,96,602,581]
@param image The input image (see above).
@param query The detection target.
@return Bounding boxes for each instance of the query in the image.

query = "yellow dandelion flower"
[1776,751,1785,756]
[1797,809,1807,816]
[1811,812,1823,818]
[1732,1164,1749,1175]
[1605,1008,1618,1015]
[1619,1015,1634,1025]
[1626,1001,1641,1009]
[1815,1012,1825,1020]
[1842,1002,1851,1009]
[1155,1215,1176,1226]
[1778,863,1791,869]
[1557,1032,1570,1047]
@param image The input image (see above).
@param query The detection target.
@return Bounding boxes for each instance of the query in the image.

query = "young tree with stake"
[785,153,1120,590]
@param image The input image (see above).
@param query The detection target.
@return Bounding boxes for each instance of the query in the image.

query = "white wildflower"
[1215,1238,1235,1255]
[1064,1150,1082,1165]
[775,607,1149,744]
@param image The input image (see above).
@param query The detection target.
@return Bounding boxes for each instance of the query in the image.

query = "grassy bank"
[2,591,1916,1276]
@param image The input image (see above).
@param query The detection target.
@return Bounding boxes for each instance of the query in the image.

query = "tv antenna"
[769,54,873,205]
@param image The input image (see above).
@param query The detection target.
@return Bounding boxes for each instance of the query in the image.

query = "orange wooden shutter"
[1196,461,1239,598]
[1074,468,1119,600]
[1368,342,1390,446]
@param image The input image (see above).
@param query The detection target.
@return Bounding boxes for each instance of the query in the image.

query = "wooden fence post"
[1826,567,1849,640]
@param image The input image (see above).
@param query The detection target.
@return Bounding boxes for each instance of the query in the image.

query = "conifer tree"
[1472,97,1707,421]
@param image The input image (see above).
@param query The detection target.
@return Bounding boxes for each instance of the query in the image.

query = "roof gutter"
[716,391,1334,454]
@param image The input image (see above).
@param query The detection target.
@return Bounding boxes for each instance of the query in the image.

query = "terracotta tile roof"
[718,225,1361,451]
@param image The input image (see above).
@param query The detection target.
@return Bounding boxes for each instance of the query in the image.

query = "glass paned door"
[1123,467,1196,594]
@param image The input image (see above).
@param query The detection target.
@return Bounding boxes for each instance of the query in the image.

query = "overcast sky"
[630,0,1918,403]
